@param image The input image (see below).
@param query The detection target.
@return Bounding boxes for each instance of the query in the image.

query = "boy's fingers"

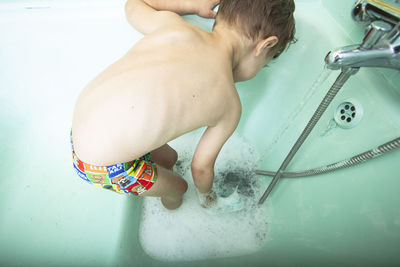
[208,10,217,18]
[197,0,219,19]
[198,9,217,19]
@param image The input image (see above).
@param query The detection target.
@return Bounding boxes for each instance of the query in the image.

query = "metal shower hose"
[256,137,400,178]
[258,67,360,204]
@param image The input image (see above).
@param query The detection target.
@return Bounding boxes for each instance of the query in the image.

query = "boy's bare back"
[71,0,295,209]
[72,21,240,166]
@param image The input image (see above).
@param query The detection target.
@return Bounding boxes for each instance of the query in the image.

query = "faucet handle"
[361,20,393,49]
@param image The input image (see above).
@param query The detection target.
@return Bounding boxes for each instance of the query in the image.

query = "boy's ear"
[254,36,279,56]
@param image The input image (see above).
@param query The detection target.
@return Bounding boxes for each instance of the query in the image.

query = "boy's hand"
[126,0,219,35]
[195,0,219,19]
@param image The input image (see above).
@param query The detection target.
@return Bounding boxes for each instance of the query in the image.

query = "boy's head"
[215,0,296,59]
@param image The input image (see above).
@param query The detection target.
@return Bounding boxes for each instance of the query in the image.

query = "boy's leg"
[143,144,187,210]
[150,144,178,170]
[141,165,188,210]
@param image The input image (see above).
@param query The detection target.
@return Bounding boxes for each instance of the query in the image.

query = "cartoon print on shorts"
[102,184,124,194]
[84,163,108,173]
[73,163,92,184]
[87,173,108,184]
[138,179,154,190]
[127,182,148,195]
[139,163,156,182]
[72,153,85,173]
[103,185,115,192]
[107,164,124,177]
[84,162,111,185]
[71,138,156,195]
[107,162,134,178]
[108,162,138,186]
[111,174,124,185]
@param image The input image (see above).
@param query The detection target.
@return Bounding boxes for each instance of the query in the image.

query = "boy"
[71,0,296,210]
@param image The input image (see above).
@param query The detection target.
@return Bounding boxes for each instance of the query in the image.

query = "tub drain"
[334,100,363,129]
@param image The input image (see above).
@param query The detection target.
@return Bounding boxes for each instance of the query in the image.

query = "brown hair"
[215,0,296,58]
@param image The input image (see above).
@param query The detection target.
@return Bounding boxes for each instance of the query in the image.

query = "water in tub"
[139,129,269,261]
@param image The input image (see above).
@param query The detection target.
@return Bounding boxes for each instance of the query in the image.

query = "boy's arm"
[191,104,241,194]
[125,0,219,35]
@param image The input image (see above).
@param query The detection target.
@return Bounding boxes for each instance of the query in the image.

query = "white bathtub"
[1,0,399,266]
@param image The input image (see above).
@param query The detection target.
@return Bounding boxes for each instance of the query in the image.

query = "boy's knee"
[165,177,188,199]
[178,178,188,195]
[169,149,178,166]
[162,149,178,170]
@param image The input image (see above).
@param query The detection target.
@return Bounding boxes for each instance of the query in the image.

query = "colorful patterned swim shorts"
[70,132,157,196]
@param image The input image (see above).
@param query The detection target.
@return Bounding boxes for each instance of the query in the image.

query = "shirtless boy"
[71,0,296,210]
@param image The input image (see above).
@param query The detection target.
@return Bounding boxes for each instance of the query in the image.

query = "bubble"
[138,130,269,262]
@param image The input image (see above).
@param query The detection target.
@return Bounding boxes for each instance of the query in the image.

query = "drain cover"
[334,100,363,129]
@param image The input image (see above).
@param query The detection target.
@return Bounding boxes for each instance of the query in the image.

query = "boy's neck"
[210,25,252,71]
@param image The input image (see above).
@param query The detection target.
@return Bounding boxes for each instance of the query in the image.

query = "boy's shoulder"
[160,22,204,40]
[146,18,209,47]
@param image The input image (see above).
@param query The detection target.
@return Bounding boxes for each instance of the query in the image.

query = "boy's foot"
[161,195,184,210]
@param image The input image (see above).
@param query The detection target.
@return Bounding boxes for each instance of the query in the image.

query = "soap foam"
[139,130,269,262]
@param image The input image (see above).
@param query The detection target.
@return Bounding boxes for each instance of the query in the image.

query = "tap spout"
[325,20,400,70]
[325,45,397,70]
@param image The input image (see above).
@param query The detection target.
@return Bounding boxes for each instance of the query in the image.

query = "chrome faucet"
[325,0,400,70]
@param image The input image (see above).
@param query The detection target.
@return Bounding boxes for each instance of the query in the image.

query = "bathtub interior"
[0,0,400,266]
